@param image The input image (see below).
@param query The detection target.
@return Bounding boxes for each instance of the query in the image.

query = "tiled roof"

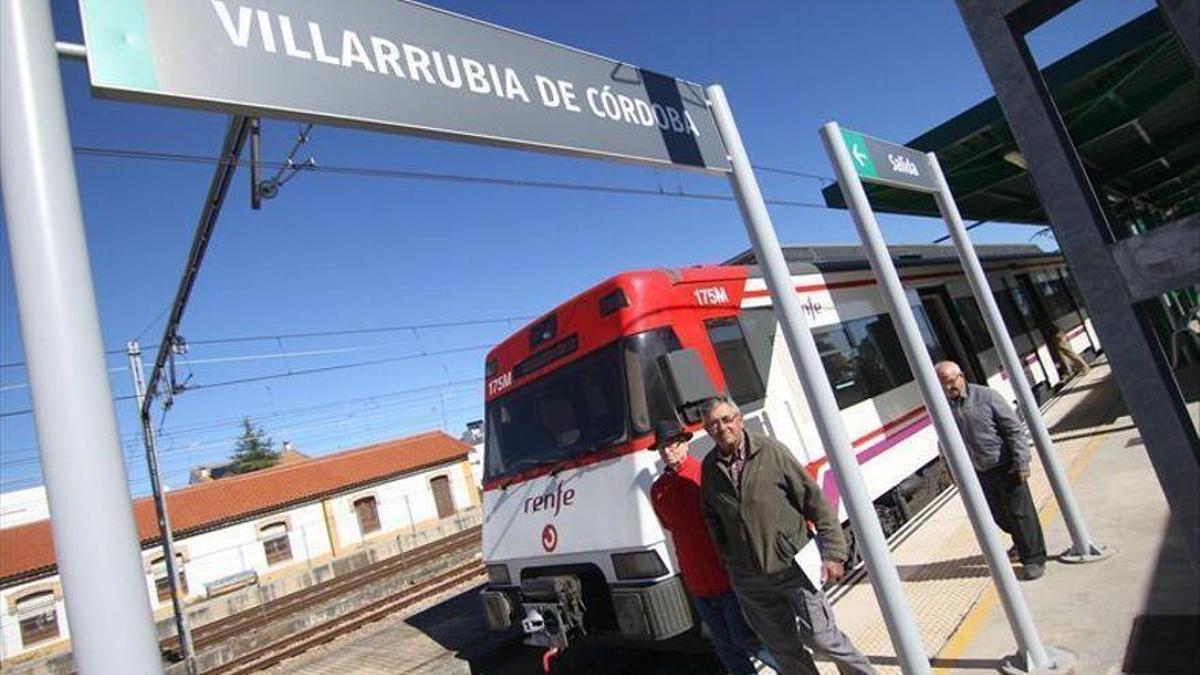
[0,431,469,584]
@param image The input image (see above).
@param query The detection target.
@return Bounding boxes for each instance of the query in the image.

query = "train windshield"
[484,329,681,482]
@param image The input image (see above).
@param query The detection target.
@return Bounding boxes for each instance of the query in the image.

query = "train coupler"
[519,575,586,649]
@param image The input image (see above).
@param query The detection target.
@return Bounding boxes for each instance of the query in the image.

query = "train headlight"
[612,551,667,580]
[486,564,512,586]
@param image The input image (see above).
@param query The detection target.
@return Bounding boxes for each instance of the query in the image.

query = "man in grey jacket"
[699,395,875,675]
[934,361,1047,580]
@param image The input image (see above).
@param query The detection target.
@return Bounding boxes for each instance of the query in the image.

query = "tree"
[226,417,280,475]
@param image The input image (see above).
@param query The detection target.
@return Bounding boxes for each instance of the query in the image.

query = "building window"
[151,555,189,603]
[354,496,381,535]
[260,522,293,565]
[16,592,59,646]
[705,317,766,406]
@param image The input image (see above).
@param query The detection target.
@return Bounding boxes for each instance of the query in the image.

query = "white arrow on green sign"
[841,129,879,179]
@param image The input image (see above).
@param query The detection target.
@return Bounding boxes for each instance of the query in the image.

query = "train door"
[1016,273,1068,376]
[918,287,985,384]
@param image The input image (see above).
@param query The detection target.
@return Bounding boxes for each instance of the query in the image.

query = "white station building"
[0,431,479,667]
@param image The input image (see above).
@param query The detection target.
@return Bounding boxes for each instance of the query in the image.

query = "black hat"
[653,419,692,449]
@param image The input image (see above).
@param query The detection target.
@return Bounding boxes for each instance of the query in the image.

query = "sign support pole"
[0,2,164,673]
[128,342,198,674]
[708,86,931,675]
[821,121,1069,674]
[926,153,1109,564]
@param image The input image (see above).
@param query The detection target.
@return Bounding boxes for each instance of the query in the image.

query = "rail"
[206,560,485,674]
[162,525,481,656]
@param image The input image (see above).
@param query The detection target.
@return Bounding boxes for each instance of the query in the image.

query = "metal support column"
[0,2,163,673]
[955,0,1200,568]
[822,121,1069,674]
[128,343,198,674]
[928,153,1108,564]
[708,86,931,675]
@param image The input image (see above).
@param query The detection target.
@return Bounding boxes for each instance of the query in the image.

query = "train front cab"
[477,269,757,651]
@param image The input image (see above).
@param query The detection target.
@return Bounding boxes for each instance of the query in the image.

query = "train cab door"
[918,287,986,384]
[1016,273,1067,376]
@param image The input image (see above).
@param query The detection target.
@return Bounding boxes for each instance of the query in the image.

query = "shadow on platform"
[1121,518,1200,673]
[896,554,994,582]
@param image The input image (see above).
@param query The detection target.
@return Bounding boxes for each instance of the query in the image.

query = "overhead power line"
[0,316,532,370]
[0,344,492,419]
[72,145,831,210]
[0,377,481,467]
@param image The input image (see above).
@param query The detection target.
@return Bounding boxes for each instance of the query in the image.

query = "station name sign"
[838,128,938,192]
[79,0,731,172]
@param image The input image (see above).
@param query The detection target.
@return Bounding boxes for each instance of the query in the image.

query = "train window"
[953,297,993,349]
[993,290,1028,338]
[484,342,629,481]
[739,307,779,387]
[912,306,949,365]
[151,555,189,603]
[815,325,867,408]
[1035,278,1076,320]
[624,328,683,434]
[16,592,58,646]
[705,317,766,406]
[1060,271,1088,317]
[815,313,917,409]
[1009,285,1038,323]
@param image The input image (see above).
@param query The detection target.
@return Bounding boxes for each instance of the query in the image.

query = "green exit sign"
[838,127,938,192]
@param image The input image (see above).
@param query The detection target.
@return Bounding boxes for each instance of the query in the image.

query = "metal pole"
[708,85,931,675]
[128,343,199,674]
[927,154,1108,563]
[821,121,1064,673]
[0,2,163,673]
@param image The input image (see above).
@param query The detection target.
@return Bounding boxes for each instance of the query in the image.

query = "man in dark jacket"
[935,361,1047,580]
[650,420,778,675]
[699,396,875,675]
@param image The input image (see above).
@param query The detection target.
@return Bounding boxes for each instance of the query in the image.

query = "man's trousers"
[729,566,876,675]
[977,466,1047,565]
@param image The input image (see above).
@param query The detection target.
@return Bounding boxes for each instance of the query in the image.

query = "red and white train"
[478,244,1099,651]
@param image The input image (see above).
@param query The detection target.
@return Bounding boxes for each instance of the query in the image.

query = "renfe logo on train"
[524,481,576,517]
[541,524,558,552]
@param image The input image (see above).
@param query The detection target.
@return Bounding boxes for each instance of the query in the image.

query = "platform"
[819,357,1199,674]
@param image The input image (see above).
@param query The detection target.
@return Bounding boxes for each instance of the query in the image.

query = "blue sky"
[0,0,1153,497]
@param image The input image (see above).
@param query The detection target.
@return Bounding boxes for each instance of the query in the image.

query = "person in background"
[1052,329,1091,377]
[934,360,1048,580]
[699,396,876,675]
[650,419,779,675]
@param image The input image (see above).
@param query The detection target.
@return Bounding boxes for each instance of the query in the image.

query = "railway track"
[163,525,481,655]
[207,560,486,674]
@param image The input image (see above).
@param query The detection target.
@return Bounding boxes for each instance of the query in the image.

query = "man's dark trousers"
[977,466,1047,565]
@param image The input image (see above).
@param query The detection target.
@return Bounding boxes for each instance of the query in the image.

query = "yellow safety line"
[931,422,1117,672]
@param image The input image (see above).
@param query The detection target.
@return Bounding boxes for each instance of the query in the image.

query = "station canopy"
[821,9,1199,227]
